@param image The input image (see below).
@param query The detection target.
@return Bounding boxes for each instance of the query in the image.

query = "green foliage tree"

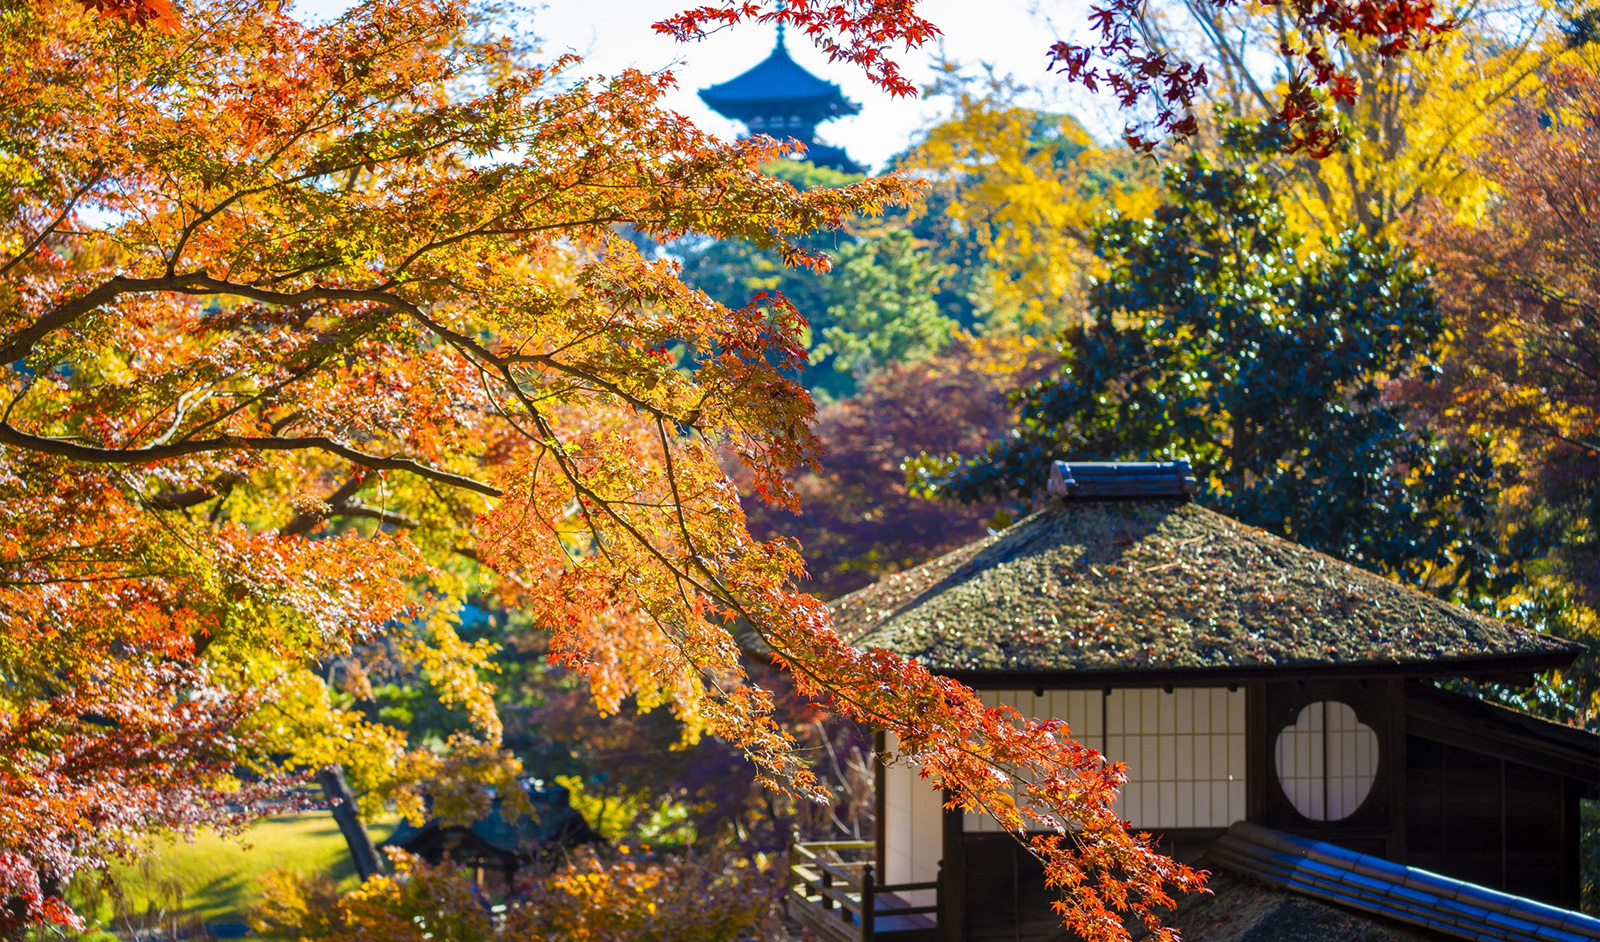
[937,155,1506,588]
[810,229,956,384]
[677,162,960,401]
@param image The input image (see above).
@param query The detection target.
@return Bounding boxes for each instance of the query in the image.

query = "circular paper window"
[1273,700,1378,821]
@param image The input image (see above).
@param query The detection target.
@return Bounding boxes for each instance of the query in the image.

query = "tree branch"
[0,422,501,498]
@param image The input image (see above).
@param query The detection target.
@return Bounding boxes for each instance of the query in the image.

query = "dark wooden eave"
[934,648,1579,692]
[1404,682,1600,787]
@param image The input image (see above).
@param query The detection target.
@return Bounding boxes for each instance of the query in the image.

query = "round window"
[1273,700,1378,821]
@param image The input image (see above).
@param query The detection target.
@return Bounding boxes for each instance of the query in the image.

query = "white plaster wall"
[881,731,942,907]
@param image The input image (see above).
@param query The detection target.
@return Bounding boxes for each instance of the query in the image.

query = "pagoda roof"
[832,495,1581,682]
[699,36,861,122]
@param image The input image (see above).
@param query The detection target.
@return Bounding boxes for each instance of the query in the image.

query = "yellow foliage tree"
[896,72,1158,342]
[1150,0,1577,234]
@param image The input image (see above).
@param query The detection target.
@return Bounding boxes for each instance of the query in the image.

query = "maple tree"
[0,0,1204,937]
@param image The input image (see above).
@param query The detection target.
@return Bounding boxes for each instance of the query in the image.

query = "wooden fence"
[786,839,941,942]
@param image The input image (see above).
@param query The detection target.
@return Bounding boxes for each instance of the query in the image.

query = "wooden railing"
[786,839,942,942]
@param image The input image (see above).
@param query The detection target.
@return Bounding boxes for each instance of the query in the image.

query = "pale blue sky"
[289,0,1111,171]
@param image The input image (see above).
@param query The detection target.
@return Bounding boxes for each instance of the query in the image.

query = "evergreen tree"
[940,155,1506,589]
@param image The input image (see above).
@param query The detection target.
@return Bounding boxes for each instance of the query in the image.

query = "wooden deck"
[787,840,942,942]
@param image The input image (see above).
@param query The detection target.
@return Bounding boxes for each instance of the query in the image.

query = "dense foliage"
[0,0,1213,937]
[8,0,1600,935]
[251,850,782,942]
[1413,63,1600,612]
[1144,0,1572,236]
[739,342,1037,599]
[939,156,1505,589]
[1405,61,1600,728]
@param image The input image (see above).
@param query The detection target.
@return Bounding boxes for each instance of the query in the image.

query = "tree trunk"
[317,764,387,880]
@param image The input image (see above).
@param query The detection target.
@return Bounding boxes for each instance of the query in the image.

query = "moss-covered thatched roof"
[833,501,1579,678]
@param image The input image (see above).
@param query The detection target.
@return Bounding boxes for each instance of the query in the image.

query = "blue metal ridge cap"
[1211,823,1600,942]
[1045,458,1198,500]
[1270,869,1528,942]
[1229,852,1489,929]
[1266,871,1501,941]
[1535,927,1597,942]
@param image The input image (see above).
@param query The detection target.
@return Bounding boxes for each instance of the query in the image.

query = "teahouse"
[786,461,1600,942]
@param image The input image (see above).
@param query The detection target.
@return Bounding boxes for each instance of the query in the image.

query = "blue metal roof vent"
[1046,459,1197,501]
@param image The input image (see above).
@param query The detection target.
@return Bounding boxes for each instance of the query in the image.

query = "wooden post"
[861,863,876,942]
[941,793,965,942]
[788,825,799,904]
[822,863,834,914]
[1245,683,1270,826]
[1384,680,1408,864]
[874,730,888,867]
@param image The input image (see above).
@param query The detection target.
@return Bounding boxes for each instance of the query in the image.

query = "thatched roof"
[833,500,1580,679]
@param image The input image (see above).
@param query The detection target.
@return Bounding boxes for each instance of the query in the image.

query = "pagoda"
[698,27,865,173]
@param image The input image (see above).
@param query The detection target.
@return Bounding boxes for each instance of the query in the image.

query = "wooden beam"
[1383,679,1408,864]
[874,729,887,873]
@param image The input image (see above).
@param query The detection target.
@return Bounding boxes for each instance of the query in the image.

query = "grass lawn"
[89,813,398,929]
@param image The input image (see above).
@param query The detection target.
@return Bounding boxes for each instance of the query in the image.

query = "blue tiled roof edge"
[1210,822,1600,942]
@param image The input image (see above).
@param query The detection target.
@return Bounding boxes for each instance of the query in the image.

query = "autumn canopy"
[0,0,1473,936]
